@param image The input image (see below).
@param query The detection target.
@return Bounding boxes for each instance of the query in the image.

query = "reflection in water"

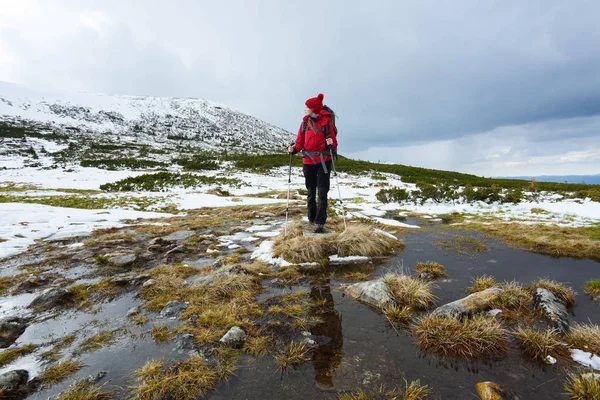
[309,281,343,390]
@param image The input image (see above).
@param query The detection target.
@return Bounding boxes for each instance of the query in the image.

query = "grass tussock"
[384,305,412,326]
[39,359,84,386]
[470,222,600,261]
[566,323,600,354]
[490,281,532,321]
[273,221,402,263]
[382,274,435,310]
[56,379,113,400]
[0,344,37,367]
[529,279,576,306]
[274,342,310,372]
[338,380,432,400]
[39,335,76,362]
[74,330,116,355]
[469,275,499,293]
[412,315,507,359]
[266,291,324,331]
[151,324,173,343]
[415,262,447,280]
[514,327,570,362]
[584,279,600,298]
[564,372,600,400]
[434,234,490,255]
[344,271,372,281]
[244,335,270,356]
[133,356,218,400]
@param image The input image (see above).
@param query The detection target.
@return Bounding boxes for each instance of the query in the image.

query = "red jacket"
[293,109,338,165]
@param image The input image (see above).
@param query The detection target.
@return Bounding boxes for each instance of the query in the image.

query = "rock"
[112,274,151,286]
[148,237,169,247]
[219,326,245,347]
[160,301,189,319]
[430,288,502,319]
[142,279,159,288]
[147,244,163,253]
[127,306,141,317]
[191,265,248,286]
[72,249,95,261]
[162,230,195,243]
[86,371,107,384]
[200,240,213,246]
[418,272,433,281]
[108,253,137,268]
[300,331,317,348]
[13,275,50,293]
[345,280,396,309]
[52,277,71,286]
[165,245,188,258]
[475,382,517,400]
[28,287,73,310]
[0,317,28,348]
[593,295,600,303]
[176,334,197,351]
[0,370,29,394]
[533,288,570,331]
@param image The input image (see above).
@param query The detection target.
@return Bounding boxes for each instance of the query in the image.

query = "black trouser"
[303,161,331,225]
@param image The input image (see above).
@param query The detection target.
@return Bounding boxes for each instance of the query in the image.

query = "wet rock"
[345,280,396,309]
[86,371,107,384]
[72,249,95,261]
[593,295,600,303]
[147,244,163,253]
[112,274,151,286]
[107,253,137,268]
[28,287,73,310]
[160,301,189,319]
[142,279,159,288]
[127,306,141,317]
[431,287,502,319]
[300,331,317,348]
[533,288,570,331]
[219,326,245,347]
[176,334,197,351]
[13,275,50,293]
[0,370,29,394]
[165,245,188,258]
[0,317,28,348]
[162,230,195,243]
[148,237,169,247]
[418,272,433,281]
[200,239,213,246]
[475,382,517,400]
[52,277,71,286]
[191,265,248,286]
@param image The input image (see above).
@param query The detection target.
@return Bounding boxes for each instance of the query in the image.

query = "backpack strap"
[301,121,307,133]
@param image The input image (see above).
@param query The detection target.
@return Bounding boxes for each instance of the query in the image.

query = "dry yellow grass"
[133,356,218,400]
[566,323,600,354]
[415,261,447,280]
[382,274,435,310]
[273,220,402,263]
[514,327,570,362]
[56,379,113,400]
[469,275,499,294]
[274,342,310,372]
[529,279,576,307]
[469,222,600,261]
[39,359,84,387]
[564,371,600,400]
[490,281,532,321]
[151,324,172,343]
[412,315,508,359]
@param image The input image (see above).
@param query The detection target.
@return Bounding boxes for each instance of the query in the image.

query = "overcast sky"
[1,0,599,177]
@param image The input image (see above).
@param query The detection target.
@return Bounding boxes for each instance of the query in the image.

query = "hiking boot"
[314,224,325,234]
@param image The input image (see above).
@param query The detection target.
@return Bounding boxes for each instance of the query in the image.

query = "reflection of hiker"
[309,282,343,389]
[288,93,338,234]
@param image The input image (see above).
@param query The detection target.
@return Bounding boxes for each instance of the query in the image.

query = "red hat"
[305,93,324,113]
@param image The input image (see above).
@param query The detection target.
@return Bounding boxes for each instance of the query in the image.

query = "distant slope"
[498,175,600,185]
[0,81,293,152]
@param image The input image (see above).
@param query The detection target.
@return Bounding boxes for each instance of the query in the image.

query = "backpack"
[301,105,338,141]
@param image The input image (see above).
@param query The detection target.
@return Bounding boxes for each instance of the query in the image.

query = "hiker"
[288,93,338,234]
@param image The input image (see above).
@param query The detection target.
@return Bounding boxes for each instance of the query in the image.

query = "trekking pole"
[329,148,347,230]
[285,148,293,236]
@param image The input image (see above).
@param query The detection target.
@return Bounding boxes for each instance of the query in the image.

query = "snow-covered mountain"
[0,81,293,152]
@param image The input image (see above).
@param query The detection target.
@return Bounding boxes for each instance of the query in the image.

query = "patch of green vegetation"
[584,279,600,297]
[371,172,387,181]
[0,122,68,140]
[564,371,600,399]
[173,156,220,171]
[434,234,490,255]
[80,158,167,170]
[100,172,242,192]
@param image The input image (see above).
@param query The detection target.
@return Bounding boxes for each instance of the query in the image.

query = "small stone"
[148,237,169,247]
[345,280,396,309]
[86,371,107,384]
[165,245,188,258]
[418,272,433,281]
[0,317,28,348]
[176,334,197,351]
[28,287,74,311]
[0,369,29,393]
[72,249,95,261]
[127,306,141,317]
[219,326,245,347]
[545,355,557,365]
[475,381,517,400]
[162,230,195,243]
[108,253,137,268]
[200,240,213,246]
[142,279,159,288]
[160,301,189,319]
[13,275,49,293]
